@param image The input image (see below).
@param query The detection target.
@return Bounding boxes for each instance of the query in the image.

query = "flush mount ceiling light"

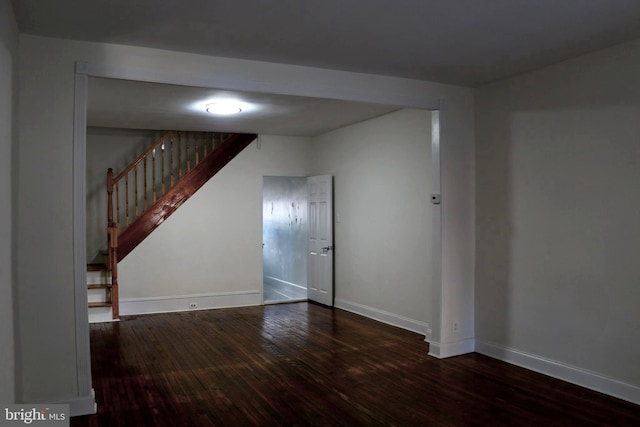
[205,101,242,115]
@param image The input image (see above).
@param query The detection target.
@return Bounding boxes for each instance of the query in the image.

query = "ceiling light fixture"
[206,101,242,115]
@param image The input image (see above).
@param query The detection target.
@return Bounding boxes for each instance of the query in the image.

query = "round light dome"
[206,102,242,115]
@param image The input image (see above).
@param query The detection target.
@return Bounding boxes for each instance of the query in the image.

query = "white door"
[307,175,334,306]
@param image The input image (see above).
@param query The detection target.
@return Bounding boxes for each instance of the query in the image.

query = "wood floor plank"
[72,302,640,426]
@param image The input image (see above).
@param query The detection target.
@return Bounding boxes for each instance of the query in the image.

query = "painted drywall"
[86,127,162,261]
[16,33,474,407]
[0,0,17,404]
[312,109,432,325]
[476,40,640,388]
[118,135,312,299]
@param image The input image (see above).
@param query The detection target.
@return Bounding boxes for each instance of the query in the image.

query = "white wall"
[16,34,474,408]
[110,109,442,336]
[18,37,82,404]
[312,109,432,330]
[118,135,311,307]
[475,40,640,398]
[0,0,18,404]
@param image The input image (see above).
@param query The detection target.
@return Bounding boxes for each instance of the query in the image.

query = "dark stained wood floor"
[72,302,640,426]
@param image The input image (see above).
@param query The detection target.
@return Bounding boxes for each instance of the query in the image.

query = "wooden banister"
[116,132,256,261]
[103,130,256,318]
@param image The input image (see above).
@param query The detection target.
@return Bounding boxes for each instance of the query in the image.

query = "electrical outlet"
[452,321,459,333]
[189,303,198,309]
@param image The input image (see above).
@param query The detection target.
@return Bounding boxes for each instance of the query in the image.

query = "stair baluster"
[152,147,157,203]
[195,132,200,164]
[125,174,129,226]
[169,136,173,188]
[187,132,191,173]
[143,155,148,211]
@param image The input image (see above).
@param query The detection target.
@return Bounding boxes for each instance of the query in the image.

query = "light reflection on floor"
[264,281,307,303]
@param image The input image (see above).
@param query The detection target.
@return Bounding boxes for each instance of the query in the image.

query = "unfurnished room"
[2,1,640,425]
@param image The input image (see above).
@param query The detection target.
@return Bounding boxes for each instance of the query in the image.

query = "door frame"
[261,175,310,304]
[73,60,455,413]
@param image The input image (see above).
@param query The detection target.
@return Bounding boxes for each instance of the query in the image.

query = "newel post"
[109,226,119,319]
[107,168,115,270]
[106,168,119,318]
[107,168,114,230]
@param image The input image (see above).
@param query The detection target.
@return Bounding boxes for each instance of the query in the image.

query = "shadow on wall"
[474,40,640,388]
[475,100,513,349]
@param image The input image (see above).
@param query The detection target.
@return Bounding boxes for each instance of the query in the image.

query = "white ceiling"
[13,0,640,86]
[13,0,640,134]
[87,78,400,136]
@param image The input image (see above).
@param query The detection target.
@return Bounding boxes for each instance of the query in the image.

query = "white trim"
[77,61,442,110]
[431,107,442,197]
[335,298,429,335]
[72,59,452,415]
[120,290,261,315]
[53,389,97,417]
[475,341,640,405]
[263,275,307,290]
[72,68,95,408]
[430,109,443,344]
[427,338,475,359]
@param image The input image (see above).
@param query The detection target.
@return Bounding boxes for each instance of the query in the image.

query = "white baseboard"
[263,275,306,290]
[53,389,97,417]
[334,298,429,335]
[427,338,475,359]
[120,290,262,315]
[475,340,640,405]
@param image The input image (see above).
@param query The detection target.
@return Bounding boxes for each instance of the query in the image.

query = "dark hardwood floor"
[73,302,640,426]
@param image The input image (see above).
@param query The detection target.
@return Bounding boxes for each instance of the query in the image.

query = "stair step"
[89,302,112,308]
[87,284,111,290]
[87,263,108,272]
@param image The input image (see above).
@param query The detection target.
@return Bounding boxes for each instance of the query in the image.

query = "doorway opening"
[262,176,309,303]
[73,61,446,414]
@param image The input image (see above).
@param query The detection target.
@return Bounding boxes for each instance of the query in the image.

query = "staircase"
[88,130,257,322]
[86,261,114,323]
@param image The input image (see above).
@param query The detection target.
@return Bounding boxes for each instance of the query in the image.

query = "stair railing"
[106,130,228,318]
[107,131,228,237]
